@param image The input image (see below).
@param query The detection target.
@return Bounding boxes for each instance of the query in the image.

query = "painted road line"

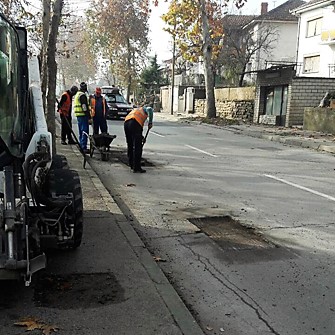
[264,174,335,202]
[150,131,165,137]
[185,144,218,157]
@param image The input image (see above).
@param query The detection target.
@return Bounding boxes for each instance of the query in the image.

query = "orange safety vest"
[58,92,71,117]
[90,96,106,117]
[125,107,147,127]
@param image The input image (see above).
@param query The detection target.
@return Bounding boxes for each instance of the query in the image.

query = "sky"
[149,0,288,64]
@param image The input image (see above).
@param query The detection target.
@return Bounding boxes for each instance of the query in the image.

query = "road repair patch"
[34,273,125,309]
[188,216,295,263]
[110,149,155,167]
[189,216,273,251]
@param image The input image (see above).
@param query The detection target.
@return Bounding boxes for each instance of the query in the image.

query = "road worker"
[74,82,91,153]
[90,87,109,135]
[124,104,153,173]
[58,85,78,145]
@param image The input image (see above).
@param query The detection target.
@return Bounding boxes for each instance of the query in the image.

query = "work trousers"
[93,115,108,135]
[77,115,89,150]
[60,114,74,142]
[124,119,143,171]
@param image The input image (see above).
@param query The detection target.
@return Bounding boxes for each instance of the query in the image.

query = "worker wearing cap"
[74,82,91,153]
[90,87,109,135]
[124,104,153,173]
[58,85,78,145]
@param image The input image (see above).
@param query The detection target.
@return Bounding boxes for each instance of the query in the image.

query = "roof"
[223,14,256,28]
[253,0,306,22]
[291,0,335,13]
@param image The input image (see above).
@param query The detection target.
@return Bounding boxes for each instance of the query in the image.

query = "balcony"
[320,30,335,46]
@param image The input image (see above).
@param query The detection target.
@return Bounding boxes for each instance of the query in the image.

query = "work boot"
[61,140,67,145]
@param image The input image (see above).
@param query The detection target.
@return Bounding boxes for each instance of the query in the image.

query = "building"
[253,0,335,127]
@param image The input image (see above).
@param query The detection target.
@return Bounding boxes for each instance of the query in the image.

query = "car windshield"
[105,93,127,104]
[0,15,20,155]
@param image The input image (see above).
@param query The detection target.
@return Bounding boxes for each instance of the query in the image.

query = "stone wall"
[194,87,255,121]
[303,107,335,134]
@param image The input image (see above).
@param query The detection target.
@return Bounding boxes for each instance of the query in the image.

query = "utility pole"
[170,22,176,115]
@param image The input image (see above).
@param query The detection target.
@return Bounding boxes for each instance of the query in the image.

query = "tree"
[38,0,64,151]
[56,15,97,91]
[139,55,168,99]
[86,0,150,101]
[220,15,278,87]
[160,0,247,118]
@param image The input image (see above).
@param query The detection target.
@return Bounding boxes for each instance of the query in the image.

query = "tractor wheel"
[47,169,83,249]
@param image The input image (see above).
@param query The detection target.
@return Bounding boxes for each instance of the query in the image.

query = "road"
[88,114,335,335]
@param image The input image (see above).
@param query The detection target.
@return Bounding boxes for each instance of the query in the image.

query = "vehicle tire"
[51,154,69,170]
[46,169,83,249]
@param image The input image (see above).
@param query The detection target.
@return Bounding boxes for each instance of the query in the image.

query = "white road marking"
[150,131,165,137]
[264,174,335,202]
[185,144,218,157]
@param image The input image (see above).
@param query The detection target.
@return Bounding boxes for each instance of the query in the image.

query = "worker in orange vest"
[90,87,109,135]
[124,104,153,173]
[57,85,78,145]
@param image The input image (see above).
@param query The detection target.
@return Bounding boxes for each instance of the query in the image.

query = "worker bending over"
[124,105,153,173]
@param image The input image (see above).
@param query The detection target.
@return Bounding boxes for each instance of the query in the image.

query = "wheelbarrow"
[89,133,117,161]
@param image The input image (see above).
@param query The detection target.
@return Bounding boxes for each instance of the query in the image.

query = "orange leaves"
[14,317,59,335]
[162,0,226,62]
[14,318,43,332]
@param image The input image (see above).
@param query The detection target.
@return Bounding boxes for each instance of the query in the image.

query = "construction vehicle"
[0,14,83,285]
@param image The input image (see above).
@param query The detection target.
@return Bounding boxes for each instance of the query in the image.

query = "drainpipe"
[295,14,301,75]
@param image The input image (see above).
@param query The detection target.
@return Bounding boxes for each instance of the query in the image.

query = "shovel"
[141,128,150,166]
[63,116,87,168]
[142,128,150,146]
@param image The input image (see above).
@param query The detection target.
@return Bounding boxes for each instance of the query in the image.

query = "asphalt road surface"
[88,114,335,335]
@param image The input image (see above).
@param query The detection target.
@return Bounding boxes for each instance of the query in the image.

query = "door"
[264,85,288,126]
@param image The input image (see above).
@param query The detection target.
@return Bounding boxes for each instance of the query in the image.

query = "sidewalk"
[158,112,335,155]
[55,134,204,334]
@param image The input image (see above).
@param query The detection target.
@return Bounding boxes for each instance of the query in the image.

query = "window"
[306,17,322,37]
[303,55,320,73]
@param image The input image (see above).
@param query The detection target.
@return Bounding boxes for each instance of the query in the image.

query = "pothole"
[189,216,273,251]
[112,149,155,167]
[34,273,125,309]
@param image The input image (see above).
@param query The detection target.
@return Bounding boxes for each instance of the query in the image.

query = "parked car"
[101,86,133,119]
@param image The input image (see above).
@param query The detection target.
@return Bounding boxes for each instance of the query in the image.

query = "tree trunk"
[126,38,132,102]
[41,0,51,111]
[199,0,216,118]
[46,0,63,153]
[238,63,247,87]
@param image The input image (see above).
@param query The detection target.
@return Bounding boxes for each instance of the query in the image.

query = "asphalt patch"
[190,216,272,250]
[111,149,155,167]
[189,216,295,263]
[0,281,26,309]
[34,273,125,309]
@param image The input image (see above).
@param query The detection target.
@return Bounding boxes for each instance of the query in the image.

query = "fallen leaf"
[14,317,44,331]
[206,326,213,331]
[42,325,59,335]
[153,256,167,262]
[126,183,136,187]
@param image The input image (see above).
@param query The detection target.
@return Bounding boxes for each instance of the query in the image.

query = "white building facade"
[292,0,335,77]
